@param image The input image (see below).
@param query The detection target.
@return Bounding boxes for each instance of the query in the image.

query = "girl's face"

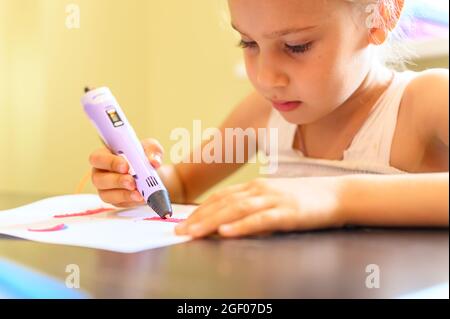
[228,0,375,124]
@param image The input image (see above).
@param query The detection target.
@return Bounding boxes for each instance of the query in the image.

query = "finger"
[114,201,144,208]
[218,208,295,237]
[178,185,257,230]
[89,148,128,173]
[142,138,164,156]
[176,194,231,232]
[200,183,250,208]
[178,195,277,238]
[98,189,144,205]
[91,169,136,191]
[142,138,164,168]
[175,183,260,235]
[176,187,264,235]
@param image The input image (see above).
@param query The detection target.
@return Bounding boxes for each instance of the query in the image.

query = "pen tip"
[162,212,172,219]
[84,86,91,93]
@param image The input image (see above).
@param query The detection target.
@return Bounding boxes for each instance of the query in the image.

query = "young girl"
[89,0,448,238]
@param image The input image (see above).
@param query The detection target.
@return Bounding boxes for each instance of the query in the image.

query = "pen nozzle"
[147,190,173,219]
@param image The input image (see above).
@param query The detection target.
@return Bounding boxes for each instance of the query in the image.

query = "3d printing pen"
[81,87,173,218]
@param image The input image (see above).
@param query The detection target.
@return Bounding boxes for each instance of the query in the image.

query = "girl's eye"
[238,40,258,50]
[238,40,313,55]
[285,42,312,54]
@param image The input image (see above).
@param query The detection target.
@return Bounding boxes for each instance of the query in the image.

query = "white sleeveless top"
[261,71,418,177]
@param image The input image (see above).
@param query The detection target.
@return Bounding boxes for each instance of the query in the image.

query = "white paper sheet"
[0,194,195,253]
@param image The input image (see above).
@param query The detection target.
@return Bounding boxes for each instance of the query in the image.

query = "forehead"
[227,0,336,30]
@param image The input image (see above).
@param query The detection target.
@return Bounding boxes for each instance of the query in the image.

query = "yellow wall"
[0,0,257,200]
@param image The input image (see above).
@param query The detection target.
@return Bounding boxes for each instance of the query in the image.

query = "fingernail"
[219,224,233,234]
[119,163,128,173]
[131,192,142,201]
[175,222,187,233]
[150,153,162,165]
[188,224,201,235]
[124,180,134,190]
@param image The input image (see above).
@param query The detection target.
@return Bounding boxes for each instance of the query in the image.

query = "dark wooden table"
[1,193,448,298]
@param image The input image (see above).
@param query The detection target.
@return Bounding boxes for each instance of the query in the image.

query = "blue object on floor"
[0,258,89,299]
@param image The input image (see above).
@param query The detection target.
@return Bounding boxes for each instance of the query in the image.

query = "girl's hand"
[175,177,345,238]
[89,138,164,208]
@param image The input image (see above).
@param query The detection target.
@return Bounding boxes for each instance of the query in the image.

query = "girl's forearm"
[339,173,449,227]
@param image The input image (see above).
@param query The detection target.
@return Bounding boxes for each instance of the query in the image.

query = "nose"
[256,52,289,90]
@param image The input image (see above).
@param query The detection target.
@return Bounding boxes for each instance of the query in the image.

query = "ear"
[369,28,387,45]
[368,0,405,45]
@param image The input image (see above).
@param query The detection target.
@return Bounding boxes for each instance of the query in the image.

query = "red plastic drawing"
[28,224,67,232]
[53,207,116,218]
[143,217,186,223]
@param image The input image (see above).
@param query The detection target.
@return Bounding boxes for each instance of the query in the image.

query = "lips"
[271,100,302,112]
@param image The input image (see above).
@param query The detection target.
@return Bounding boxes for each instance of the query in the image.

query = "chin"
[278,108,322,125]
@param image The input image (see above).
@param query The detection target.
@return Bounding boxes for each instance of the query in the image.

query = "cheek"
[288,53,340,104]
[302,43,361,106]
[325,53,370,105]
[319,27,372,104]
[243,54,259,87]
[281,59,354,123]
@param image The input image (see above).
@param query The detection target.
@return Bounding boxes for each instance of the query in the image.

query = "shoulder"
[404,68,448,103]
[401,68,448,144]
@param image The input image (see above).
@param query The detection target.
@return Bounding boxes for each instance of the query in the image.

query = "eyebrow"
[231,23,318,39]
